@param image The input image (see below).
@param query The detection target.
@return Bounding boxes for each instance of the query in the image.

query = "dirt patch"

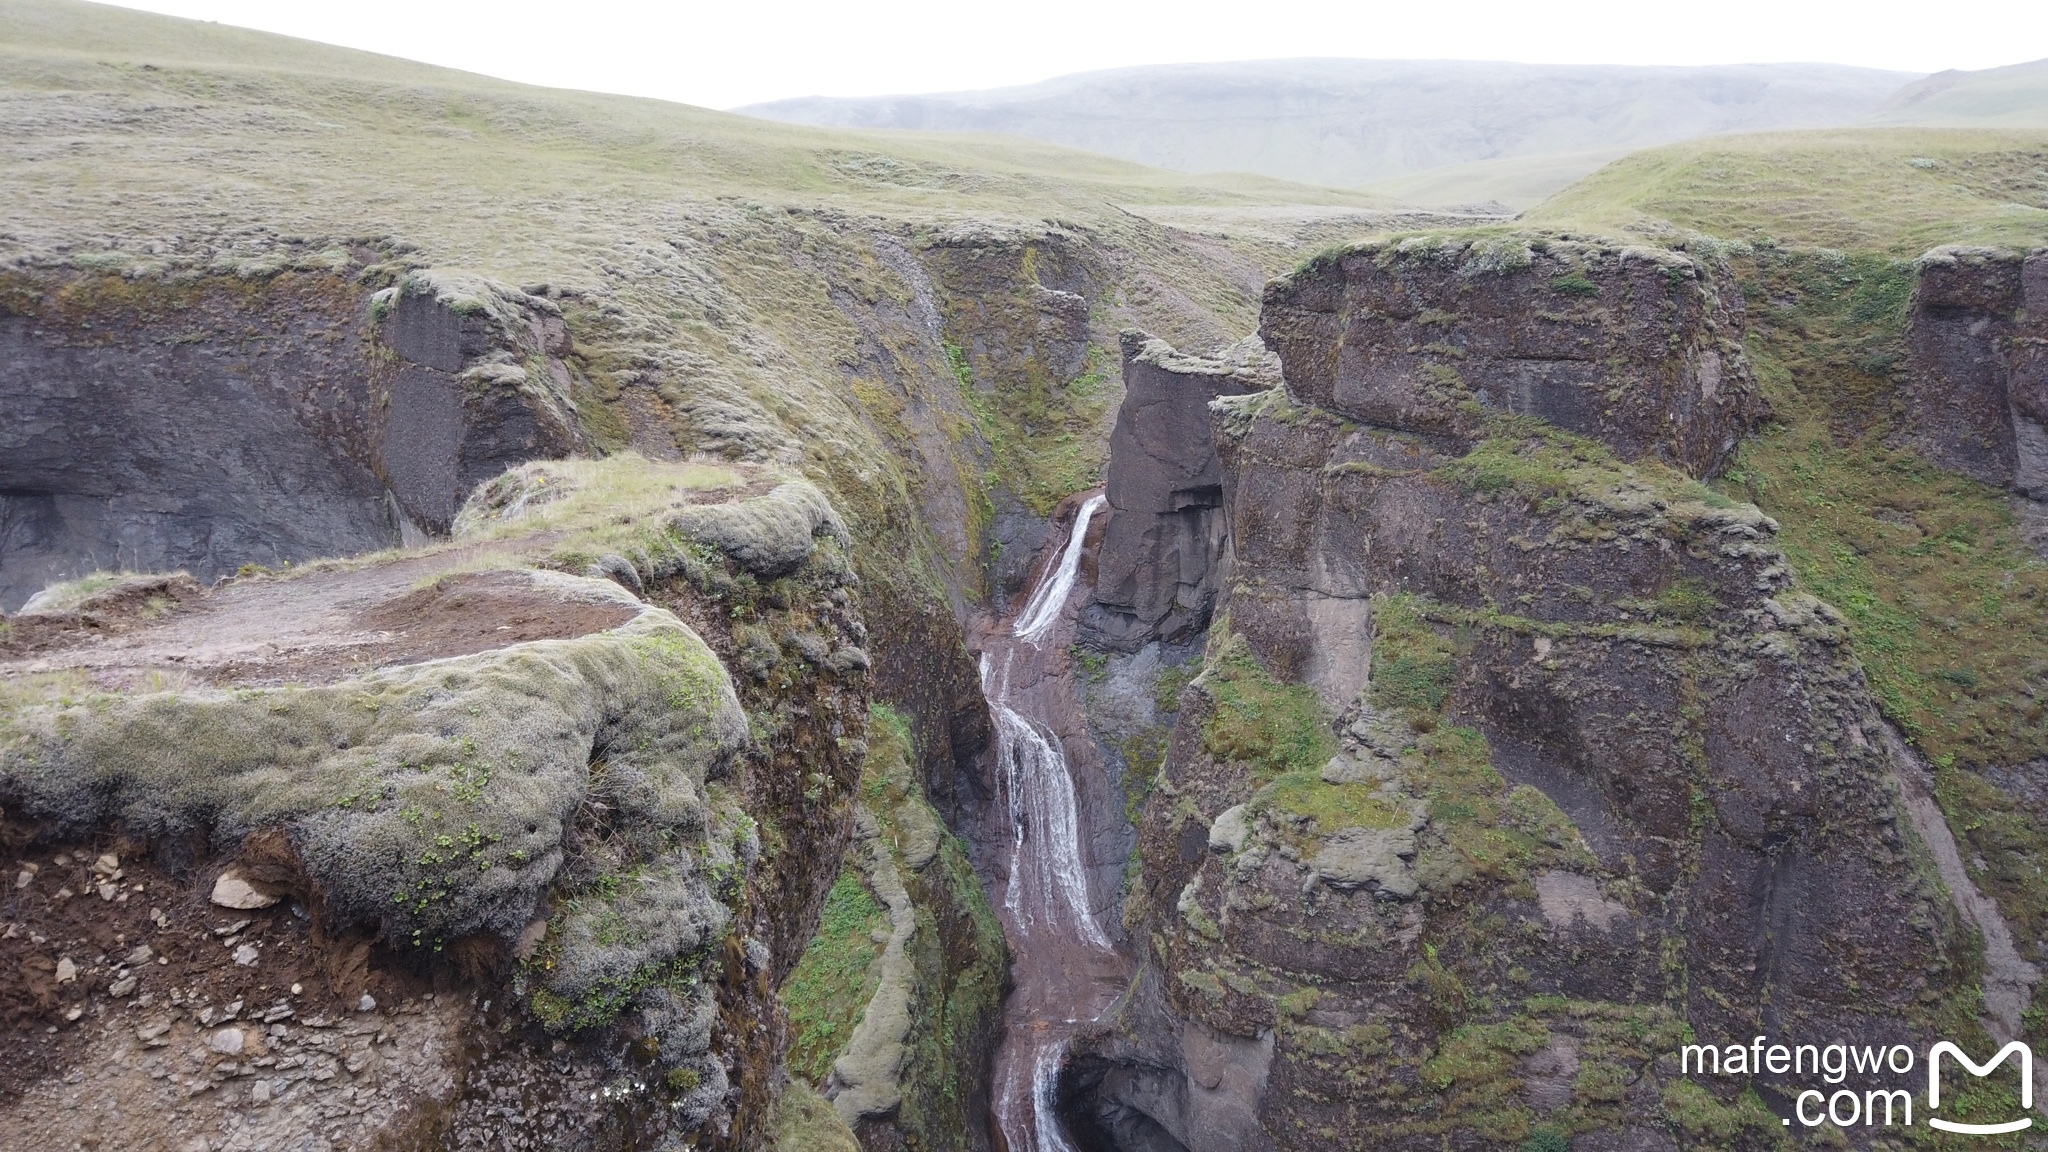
[351,569,637,668]
[178,567,641,686]
[0,829,427,1103]
[0,574,206,660]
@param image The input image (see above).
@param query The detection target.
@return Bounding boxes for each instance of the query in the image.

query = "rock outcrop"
[0,264,583,610]
[1080,332,1274,651]
[1065,236,1986,1150]
[1899,246,2048,497]
[1259,235,1763,478]
[0,461,872,1151]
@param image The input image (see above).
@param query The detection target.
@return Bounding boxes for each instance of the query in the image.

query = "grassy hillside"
[2,0,1453,626]
[1525,127,2048,253]
[1874,57,2048,128]
[1364,146,1637,211]
[0,0,1389,251]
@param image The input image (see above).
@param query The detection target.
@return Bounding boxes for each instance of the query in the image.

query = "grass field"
[1524,127,2048,253]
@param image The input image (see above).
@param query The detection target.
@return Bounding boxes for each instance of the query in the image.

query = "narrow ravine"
[981,493,1133,1152]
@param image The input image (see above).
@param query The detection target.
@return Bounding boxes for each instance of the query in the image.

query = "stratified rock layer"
[1899,245,2048,495]
[1259,235,1764,477]
[0,265,582,609]
[1067,238,1985,1151]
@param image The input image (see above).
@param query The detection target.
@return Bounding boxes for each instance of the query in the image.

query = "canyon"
[4,3,2048,1152]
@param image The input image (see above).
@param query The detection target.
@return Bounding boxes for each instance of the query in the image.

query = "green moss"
[1548,274,1600,297]
[1153,659,1199,713]
[1261,770,1407,836]
[1198,635,1337,779]
[1714,247,2048,1030]
[948,330,1113,518]
[1434,416,1729,515]
[1362,593,1600,889]
[781,870,888,1084]
[1723,250,2048,769]
[860,701,1010,1146]
[1659,1080,1791,1148]
[1654,576,1721,622]
[1421,1016,1548,1089]
[1370,592,1458,712]
[766,1079,861,1152]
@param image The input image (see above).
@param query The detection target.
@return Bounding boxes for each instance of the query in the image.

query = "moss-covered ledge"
[0,574,753,1119]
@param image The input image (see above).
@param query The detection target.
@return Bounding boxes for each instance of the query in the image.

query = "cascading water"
[980,493,1131,1152]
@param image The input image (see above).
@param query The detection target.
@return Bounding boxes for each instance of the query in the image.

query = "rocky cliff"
[0,463,881,1150]
[1899,245,2048,507]
[1063,235,2015,1150]
[0,263,585,610]
[1080,332,1275,652]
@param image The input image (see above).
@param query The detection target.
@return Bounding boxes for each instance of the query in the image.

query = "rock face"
[1080,332,1273,651]
[370,271,587,533]
[1065,237,1985,1150]
[1259,235,1763,478]
[0,266,582,610]
[1900,246,2048,496]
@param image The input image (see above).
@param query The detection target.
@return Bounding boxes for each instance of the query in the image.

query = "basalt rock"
[1066,239,1992,1151]
[0,265,583,609]
[1898,245,2048,497]
[1258,235,1764,478]
[1079,331,1274,652]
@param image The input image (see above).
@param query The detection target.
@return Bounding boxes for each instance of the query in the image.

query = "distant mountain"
[739,59,1920,204]
[1872,57,2048,127]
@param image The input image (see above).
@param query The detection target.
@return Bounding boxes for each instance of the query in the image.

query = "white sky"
[106,0,2048,110]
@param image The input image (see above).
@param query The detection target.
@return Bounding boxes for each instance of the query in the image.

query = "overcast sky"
[107,0,2048,110]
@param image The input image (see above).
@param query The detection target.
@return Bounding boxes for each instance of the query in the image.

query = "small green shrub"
[1199,638,1336,779]
[1549,274,1600,297]
[1370,593,1457,713]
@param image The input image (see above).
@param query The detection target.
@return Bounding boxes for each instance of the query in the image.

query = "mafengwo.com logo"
[1681,1037,2036,1133]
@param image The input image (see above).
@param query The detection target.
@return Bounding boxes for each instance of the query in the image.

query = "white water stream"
[980,493,1127,1152]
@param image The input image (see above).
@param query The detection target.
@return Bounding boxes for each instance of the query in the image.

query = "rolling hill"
[740,59,1922,207]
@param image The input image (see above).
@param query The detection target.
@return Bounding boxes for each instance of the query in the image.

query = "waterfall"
[982,652,1112,950]
[1033,1039,1075,1152]
[978,492,1127,1152]
[1012,494,1105,647]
